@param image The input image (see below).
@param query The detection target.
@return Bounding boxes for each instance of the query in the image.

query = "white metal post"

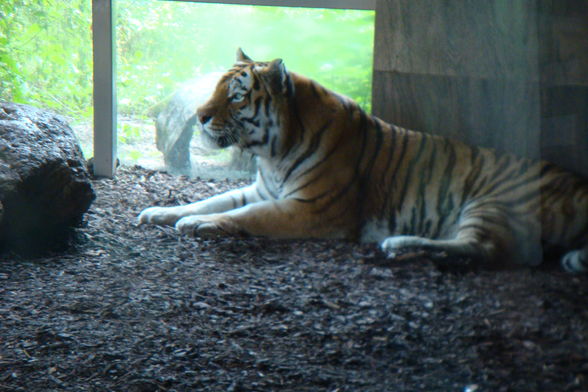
[92,0,117,178]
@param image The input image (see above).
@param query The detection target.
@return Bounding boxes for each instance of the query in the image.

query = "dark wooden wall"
[372,0,588,177]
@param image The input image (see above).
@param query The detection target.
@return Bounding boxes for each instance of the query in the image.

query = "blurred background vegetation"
[0,0,93,118]
[0,0,374,165]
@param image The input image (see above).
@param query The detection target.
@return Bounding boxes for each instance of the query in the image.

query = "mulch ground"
[1,166,587,392]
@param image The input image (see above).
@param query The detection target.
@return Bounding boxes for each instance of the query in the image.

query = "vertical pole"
[92,0,117,177]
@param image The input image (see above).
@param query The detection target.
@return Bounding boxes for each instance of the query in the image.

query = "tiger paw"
[138,206,183,226]
[175,214,240,238]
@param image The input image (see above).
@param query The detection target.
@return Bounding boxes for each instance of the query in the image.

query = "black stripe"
[270,135,278,157]
[460,150,485,204]
[540,161,558,178]
[408,207,418,234]
[291,188,334,204]
[475,154,519,197]
[362,115,383,177]
[284,172,323,197]
[314,107,369,215]
[416,142,437,235]
[504,187,540,207]
[282,120,332,184]
[456,223,493,235]
[255,187,268,201]
[283,112,357,199]
[433,139,457,237]
[386,129,410,234]
[288,125,348,186]
[492,167,541,200]
[423,220,433,237]
[379,122,397,185]
[463,211,508,229]
[279,95,307,161]
[398,135,429,208]
[258,167,278,199]
[309,80,321,99]
[264,96,272,116]
[394,135,428,234]
[244,127,270,148]
[283,125,349,198]
[252,96,262,117]
[242,117,260,127]
[356,113,383,230]
[285,74,295,97]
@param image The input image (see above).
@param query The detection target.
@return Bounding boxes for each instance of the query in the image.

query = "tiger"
[139,49,588,273]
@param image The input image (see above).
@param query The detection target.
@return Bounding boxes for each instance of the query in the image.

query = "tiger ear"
[236,48,253,63]
[261,59,292,96]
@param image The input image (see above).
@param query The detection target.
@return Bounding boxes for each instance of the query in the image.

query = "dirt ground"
[1,166,587,392]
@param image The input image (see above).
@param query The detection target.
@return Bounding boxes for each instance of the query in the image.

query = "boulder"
[0,102,95,255]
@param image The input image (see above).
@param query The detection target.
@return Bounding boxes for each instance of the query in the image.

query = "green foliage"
[0,0,93,118]
[118,122,143,144]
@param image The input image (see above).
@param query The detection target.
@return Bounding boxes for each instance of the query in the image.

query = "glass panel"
[115,0,375,178]
[0,0,93,157]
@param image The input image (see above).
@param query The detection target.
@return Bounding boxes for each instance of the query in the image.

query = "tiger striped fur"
[139,49,588,273]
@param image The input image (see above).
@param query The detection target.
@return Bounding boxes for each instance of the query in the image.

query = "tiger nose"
[200,114,212,125]
[196,107,213,125]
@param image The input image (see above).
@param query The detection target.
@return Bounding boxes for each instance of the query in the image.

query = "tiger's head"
[195,49,294,158]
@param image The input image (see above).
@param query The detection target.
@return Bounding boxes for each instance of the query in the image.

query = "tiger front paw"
[138,206,183,226]
[175,214,242,238]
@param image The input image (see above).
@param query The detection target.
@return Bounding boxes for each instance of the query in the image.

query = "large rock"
[0,102,95,254]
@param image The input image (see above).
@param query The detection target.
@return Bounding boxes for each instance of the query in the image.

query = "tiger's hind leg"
[381,202,540,268]
[561,246,588,273]
[380,235,500,267]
